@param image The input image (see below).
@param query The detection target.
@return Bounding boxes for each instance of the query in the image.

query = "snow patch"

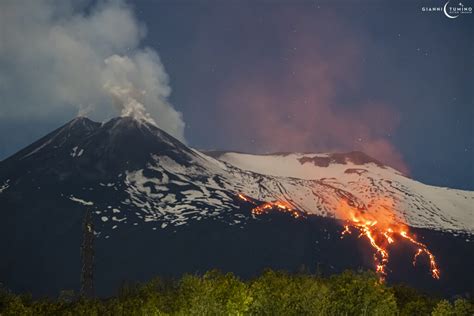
[69,195,94,206]
[70,146,84,158]
[0,179,10,193]
[112,216,127,222]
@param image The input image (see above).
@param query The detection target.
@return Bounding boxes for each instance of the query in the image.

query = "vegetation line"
[0,270,472,315]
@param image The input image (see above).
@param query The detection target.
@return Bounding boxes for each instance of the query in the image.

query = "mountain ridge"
[0,116,472,297]
[1,116,472,233]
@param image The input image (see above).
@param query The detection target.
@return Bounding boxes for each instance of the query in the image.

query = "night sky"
[0,0,473,190]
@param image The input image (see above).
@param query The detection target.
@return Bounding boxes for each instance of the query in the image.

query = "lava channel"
[338,199,440,281]
[237,194,304,219]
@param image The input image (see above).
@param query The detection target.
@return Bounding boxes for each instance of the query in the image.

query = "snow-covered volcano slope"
[0,116,472,235]
[206,151,473,234]
[1,116,473,298]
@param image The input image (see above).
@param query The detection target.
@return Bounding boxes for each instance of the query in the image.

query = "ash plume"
[0,0,185,141]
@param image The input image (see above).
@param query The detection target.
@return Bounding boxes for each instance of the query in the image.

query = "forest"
[1,270,472,315]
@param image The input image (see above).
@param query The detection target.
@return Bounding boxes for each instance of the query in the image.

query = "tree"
[176,270,252,315]
[432,300,455,316]
[393,284,436,316]
[453,298,474,316]
[326,270,398,316]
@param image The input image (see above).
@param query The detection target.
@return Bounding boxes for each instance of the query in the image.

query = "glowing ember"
[341,225,351,237]
[338,199,440,280]
[237,194,303,218]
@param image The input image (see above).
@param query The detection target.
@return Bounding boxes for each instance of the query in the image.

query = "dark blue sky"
[0,0,472,190]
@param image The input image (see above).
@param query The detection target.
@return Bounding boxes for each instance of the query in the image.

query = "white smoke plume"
[0,0,185,141]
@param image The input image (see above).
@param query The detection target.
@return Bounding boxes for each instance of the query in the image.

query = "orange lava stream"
[338,199,440,280]
[237,194,302,218]
[341,219,390,278]
[399,231,440,279]
[237,194,440,281]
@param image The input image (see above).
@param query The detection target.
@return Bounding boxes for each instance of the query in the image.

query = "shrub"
[0,270,468,315]
[432,299,474,316]
[326,270,398,316]
[175,270,252,315]
[249,270,329,315]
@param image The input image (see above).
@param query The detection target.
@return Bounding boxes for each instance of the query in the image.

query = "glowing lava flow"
[400,231,440,279]
[237,193,440,281]
[237,194,303,219]
[338,199,440,281]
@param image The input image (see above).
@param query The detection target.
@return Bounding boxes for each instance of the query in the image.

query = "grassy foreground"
[0,270,472,315]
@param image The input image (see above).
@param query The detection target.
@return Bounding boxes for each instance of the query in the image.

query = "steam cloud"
[0,0,185,141]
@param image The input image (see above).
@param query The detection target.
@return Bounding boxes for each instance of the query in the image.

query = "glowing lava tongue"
[238,193,440,281]
[338,199,440,281]
[238,194,303,218]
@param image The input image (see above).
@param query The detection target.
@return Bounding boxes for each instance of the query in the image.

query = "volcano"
[0,116,472,297]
